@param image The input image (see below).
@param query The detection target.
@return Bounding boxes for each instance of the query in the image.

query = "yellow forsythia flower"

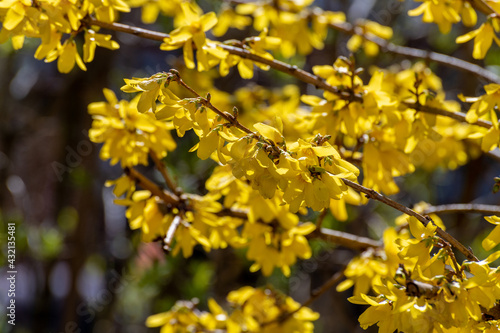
[0,0,127,72]
[147,287,319,332]
[408,0,464,34]
[83,29,120,63]
[347,20,393,57]
[456,20,500,59]
[88,88,176,167]
[160,3,226,71]
[482,215,500,251]
[119,190,171,242]
[45,39,87,73]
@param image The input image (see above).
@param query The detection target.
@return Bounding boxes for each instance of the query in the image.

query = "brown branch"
[215,207,250,219]
[341,178,479,262]
[168,70,258,136]
[217,44,359,100]
[469,0,498,16]
[482,303,500,321]
[262,270,345,327]
[124,169,381,253]
[124,167,179,204]
[83,16,169,41]
[405,279,440,298]
[423,203,500,215]
[315,209,328,229]
[226,0,500,81]
[436,239,463,278]
[149,150,182,196]
[312,228,382,251]
[404,102,493,129]
[327,21,500,84]
[302,270,345,308]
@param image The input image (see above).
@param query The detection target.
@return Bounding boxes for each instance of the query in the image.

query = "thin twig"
[124,167,179,204]
[215,207,381,251]
[262,270,345,327]
[440,239,463,278]
[170,72,257,136]
[163,215,182,252]
[215,207,249,219]
[149,150,182,196]
[302,270,345,308]
[217,44,359,100]
[315,209,328,230]
[312,228,382,251]
[327,21,500,84]
[404,102,492,129]
[469,0,498,16]
[83,17,169,41]
[423,203,500,215]
[341,178,479,261]
[176,69,479,260]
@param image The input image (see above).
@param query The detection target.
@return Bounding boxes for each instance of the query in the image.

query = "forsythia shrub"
[3,0,500,331]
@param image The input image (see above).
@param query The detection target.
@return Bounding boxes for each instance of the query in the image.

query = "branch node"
[168,68,180,79]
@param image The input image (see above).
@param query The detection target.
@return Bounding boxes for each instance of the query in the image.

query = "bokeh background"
[1,0,500,332]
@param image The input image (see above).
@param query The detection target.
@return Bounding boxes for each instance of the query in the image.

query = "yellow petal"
[485,215,500,225]
[480,128,499,152]
[462,2,477,27]
[3,4,25,30]
[253,122,283,143]
[58,40,77,73]
[141,2,160,24]
[145,312,170,327]
[456,28,480,44]
[237,59,254,79]
[311,145,337,157]
[183,39,195,69]
[197,130,219,160]
[11,35,24,50]
[347,35,362,52]
[300,95,325,106]
[201,12,218,31]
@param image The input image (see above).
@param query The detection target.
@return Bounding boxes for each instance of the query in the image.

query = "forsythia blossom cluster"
[207,165,315,276]
[408,0,477,33]
[461,84,500,152]
[408,0,500,60]
[344,215,500,333]
[88,88,176,167]
[146,286,319,333]
[0,0,125,72]
[118,70,360,213]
